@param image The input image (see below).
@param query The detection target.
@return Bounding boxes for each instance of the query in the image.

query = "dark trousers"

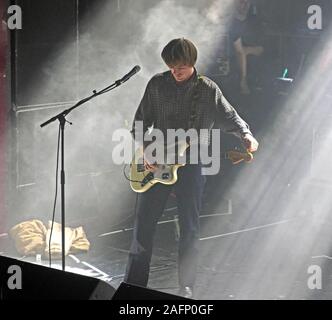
[124,164,206,288]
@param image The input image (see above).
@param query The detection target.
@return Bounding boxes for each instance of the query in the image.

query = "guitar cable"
[122,164,140,232]
[122,164,143,183]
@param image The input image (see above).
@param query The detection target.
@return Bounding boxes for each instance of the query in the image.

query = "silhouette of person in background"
[230,0,264,94]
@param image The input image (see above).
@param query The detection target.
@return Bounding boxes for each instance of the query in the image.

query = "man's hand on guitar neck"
[241,133,259,153]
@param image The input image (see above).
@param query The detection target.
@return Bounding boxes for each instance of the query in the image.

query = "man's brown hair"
[161,38,198,67]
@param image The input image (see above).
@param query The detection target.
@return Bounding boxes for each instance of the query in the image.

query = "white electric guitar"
[129,142,253,193]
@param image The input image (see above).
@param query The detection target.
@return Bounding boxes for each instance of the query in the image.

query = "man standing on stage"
[124,38,259,298]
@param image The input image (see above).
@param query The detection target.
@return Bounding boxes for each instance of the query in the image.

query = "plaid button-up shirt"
[132,69,251,146]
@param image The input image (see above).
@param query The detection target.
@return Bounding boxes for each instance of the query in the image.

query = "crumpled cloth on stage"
[44,221,90,259]
[9,219,90,258]
[9,219,46,256]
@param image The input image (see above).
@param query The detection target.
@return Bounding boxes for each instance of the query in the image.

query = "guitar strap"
[187,75,203,131]
[185,74,204,147]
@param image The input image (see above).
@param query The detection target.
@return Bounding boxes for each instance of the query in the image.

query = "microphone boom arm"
[39,66,140,271]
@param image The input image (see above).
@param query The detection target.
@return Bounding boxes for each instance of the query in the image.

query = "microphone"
[118,65,141,83]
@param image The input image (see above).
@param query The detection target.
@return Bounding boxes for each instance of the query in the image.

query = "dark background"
[6,0,332,235]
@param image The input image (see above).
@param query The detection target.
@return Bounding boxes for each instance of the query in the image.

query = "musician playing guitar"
[124,38,259,298]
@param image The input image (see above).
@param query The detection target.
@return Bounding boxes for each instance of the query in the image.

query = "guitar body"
[130,147,185,193]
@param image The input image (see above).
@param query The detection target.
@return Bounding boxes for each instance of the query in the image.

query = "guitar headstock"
[227,150,253,165]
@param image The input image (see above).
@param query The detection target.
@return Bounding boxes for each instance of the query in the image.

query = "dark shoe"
[178,286,193,299]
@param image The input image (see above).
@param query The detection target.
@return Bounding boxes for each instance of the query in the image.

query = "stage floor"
[2,210,332,300]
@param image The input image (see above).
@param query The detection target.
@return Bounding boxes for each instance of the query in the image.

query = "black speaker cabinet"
[112,282,190,300]
[0,255,116,300]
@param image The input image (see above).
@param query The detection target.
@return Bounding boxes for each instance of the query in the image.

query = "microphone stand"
[40,73,135,271]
